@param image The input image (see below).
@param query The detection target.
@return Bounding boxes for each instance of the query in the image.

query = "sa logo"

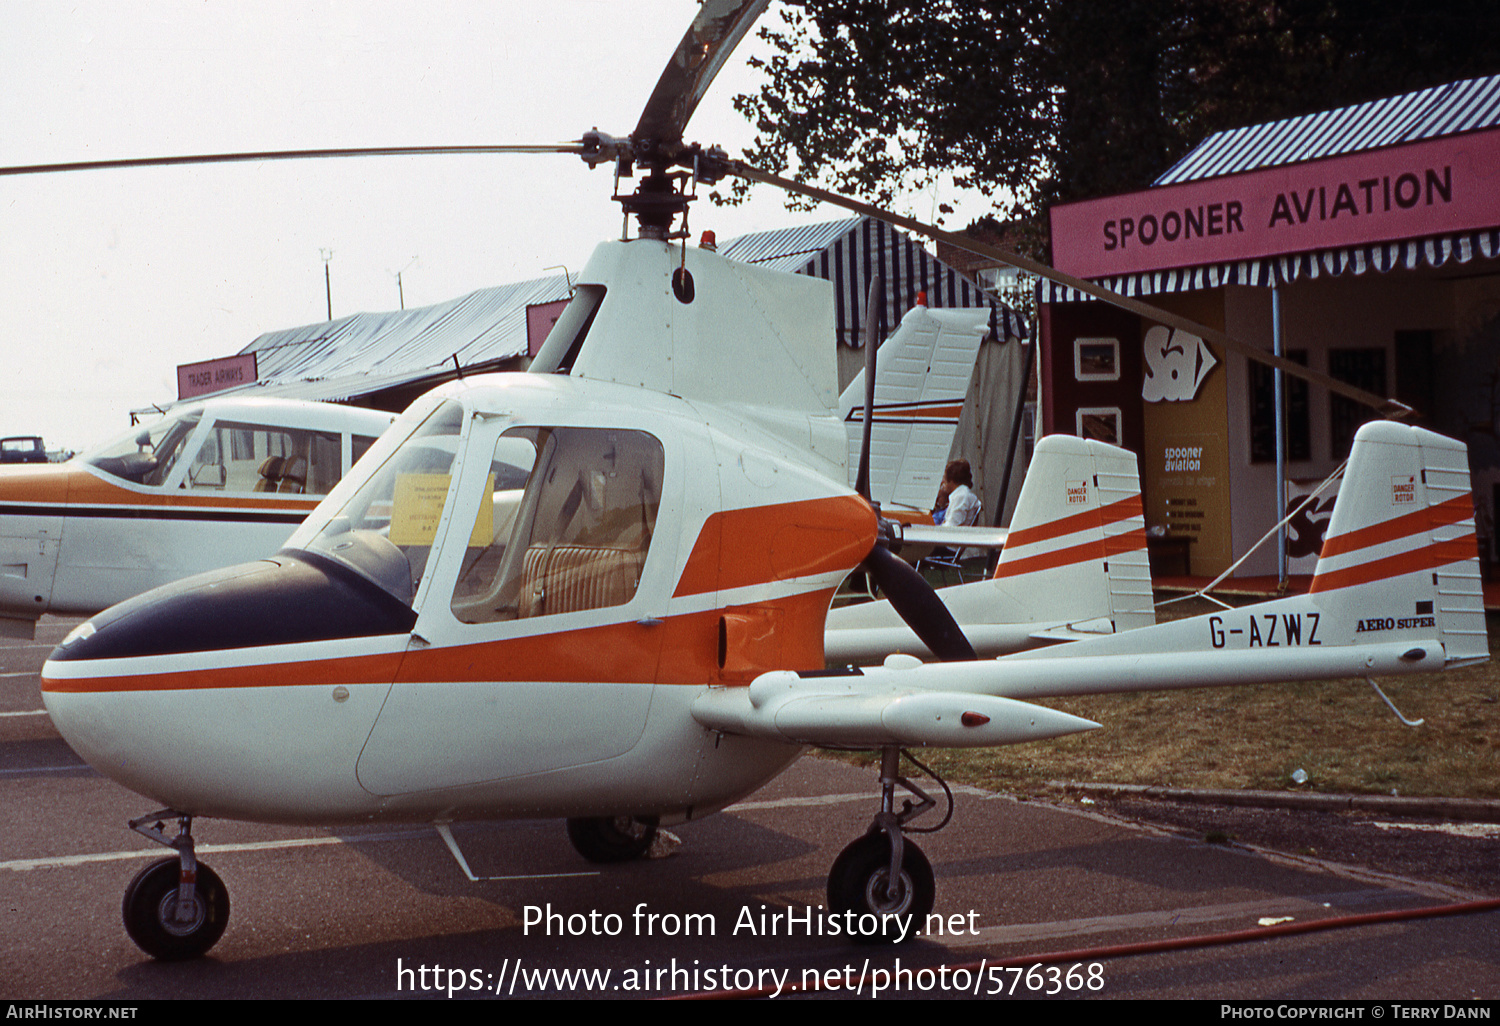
[1285,495,1337,559]
[1142,326,1217,403]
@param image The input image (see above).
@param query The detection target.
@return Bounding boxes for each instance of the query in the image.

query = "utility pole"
[320,248,334,320]
[390,256,418,310]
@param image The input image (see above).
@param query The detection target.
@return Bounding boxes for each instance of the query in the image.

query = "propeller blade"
[854,271,882,502]
[863,544,977,662]
[728,162,1411,418]
[632,0,770,166]
[0,144,583,178]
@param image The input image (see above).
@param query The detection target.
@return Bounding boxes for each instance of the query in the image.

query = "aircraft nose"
[45,551,417,665]
[40,552,416,817]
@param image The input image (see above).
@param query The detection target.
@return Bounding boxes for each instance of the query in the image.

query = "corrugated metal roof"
[1156,75,1500,185]
[719,217,862,270]
[226,274,570,399]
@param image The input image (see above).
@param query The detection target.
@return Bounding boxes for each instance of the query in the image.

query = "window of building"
[1329,348,1387,459]
[1249,349,1310,463]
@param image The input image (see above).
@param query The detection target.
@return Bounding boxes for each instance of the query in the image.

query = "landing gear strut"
[122,810,229,960]
[826,748,943,942]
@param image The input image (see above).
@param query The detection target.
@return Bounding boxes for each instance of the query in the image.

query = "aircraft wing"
[695,619,1447,750]
[692,658,1101,748]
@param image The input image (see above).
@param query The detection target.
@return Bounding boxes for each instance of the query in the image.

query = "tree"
[732,0,1500,242]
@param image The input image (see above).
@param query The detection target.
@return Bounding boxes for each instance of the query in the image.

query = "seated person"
[930,459,981,561]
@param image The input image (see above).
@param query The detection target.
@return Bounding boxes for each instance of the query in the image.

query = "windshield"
[297,400,466,606]
[85,413,202,485]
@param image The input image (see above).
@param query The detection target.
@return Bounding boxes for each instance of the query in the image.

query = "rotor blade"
[854,271,882,501]
[0,144,583,178]
[633,0,770,162]
[730,163,1410,417]
[863,544,977,662]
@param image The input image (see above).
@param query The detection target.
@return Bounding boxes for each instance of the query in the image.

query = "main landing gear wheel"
[566,815,659,863]
[827,832,934,942]
[122,856,230,961]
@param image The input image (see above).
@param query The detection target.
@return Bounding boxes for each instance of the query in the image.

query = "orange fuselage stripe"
[673,495,877,598]
[42,590,841,694]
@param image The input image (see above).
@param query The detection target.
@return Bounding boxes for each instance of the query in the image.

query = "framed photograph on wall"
[1076,406,1122,444]
[1074,337,1120,381]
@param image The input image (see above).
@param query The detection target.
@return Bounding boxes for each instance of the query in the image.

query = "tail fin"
[839,306,989,515]
[1309,421,1487,665]
[823,435,1154,662]
[973,434,1155,632]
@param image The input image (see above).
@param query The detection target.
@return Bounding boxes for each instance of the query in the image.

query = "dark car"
[0,437,48,463]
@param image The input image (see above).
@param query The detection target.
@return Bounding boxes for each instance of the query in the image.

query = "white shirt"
[945,484,981,527]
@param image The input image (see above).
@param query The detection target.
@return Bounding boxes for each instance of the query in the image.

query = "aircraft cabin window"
[184,422,342,494]
[451,426,664,624]
[301,400,467,607]
[85,413,203,485]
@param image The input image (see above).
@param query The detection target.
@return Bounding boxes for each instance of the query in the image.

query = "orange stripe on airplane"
[1317,495,1472,560]
[674,495,877,598]
[1002,494,1143,551]
[41,589,841,694]
[991,526,1147,579]
[1308,531,1477,593]
[41,651,407,695]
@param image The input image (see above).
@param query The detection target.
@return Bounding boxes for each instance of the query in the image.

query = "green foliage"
[735,1,1500,229]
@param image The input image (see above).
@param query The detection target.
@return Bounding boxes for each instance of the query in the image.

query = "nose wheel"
[826,748,947,942]
[123,810,229,960]
[566,815,660,863]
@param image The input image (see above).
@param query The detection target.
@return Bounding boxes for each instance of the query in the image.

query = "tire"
[565,816,659,863]
[826,832,934,943]
[122,856,230,961]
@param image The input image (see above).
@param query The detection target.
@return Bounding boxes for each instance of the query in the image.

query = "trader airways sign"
[1050,128,1500,279]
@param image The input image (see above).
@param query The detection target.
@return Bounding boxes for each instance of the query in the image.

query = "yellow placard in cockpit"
[388,472,495,547]
[389,473,451,546]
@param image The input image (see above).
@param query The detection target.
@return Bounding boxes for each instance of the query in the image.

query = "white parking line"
[1,826,597,881]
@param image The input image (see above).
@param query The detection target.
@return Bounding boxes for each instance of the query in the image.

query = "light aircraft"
[0,397,394,639]
[16,0,1489,959]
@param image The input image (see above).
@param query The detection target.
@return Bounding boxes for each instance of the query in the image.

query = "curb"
[1046,781,1500,823]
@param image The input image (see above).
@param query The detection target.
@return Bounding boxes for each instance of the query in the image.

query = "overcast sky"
[0,0,994,453]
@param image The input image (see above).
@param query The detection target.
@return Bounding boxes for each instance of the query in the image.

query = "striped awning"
[1156,76,1500,186]
[1043,226,1500,302]
[723,216,1028,345]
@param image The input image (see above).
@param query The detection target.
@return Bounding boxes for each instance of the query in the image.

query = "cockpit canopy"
[292,396,666,617]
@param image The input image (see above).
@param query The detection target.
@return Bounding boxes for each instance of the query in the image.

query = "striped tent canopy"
[1044,227,1500,302]
[721,216,1028,346]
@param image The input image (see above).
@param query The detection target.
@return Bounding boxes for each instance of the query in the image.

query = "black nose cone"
[50,551,418,662]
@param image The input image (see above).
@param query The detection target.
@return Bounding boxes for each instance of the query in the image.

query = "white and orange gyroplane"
[13,0,1488,960]
[0,397,394,638]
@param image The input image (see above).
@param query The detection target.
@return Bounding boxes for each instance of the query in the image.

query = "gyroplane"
[16,0,1488,959]
[0,397,394,638]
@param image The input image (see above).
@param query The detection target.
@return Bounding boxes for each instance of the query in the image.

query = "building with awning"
[1042,75,1500,578]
